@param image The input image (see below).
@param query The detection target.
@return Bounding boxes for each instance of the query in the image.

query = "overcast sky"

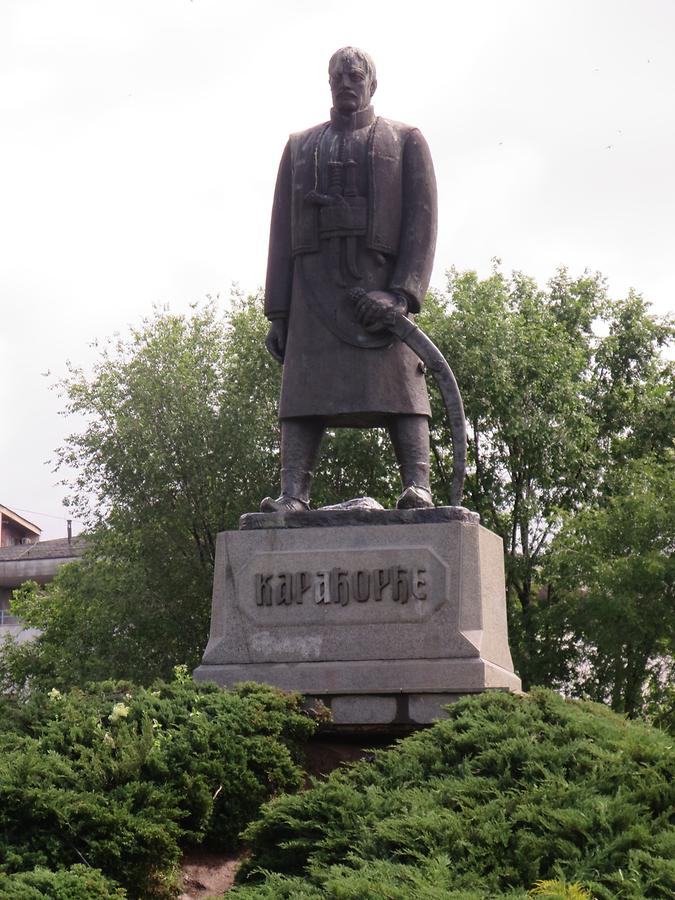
[1,0,673,540]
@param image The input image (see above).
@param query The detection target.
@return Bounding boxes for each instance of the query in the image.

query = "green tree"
[5,296,282,687]
[3,292,396,689]
[58,293,280,546]
[417,265,673,691]
[545,455,675,716]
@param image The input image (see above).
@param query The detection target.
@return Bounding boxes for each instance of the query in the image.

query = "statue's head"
[328,47,377,114]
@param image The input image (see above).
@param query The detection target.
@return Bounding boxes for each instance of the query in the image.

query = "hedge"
[233,690,675,899]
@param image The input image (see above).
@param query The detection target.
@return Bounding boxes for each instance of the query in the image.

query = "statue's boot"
[260,467,312,513]
[260,418,324,513]
[389,415,434,510]
[396,458,434,509]
[397,482,434,509]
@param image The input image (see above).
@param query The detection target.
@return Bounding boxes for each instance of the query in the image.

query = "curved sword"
[350,289,467,506]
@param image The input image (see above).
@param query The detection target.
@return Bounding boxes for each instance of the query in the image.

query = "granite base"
[194,507,522,725]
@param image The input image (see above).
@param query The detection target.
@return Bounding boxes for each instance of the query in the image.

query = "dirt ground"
[179,850,243,899]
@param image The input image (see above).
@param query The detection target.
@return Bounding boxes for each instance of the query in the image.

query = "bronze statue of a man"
[261,47,437,513]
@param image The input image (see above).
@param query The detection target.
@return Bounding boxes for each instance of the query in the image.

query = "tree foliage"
[545,454,675,715]
[418,266,673,702]
[45,295,281,680]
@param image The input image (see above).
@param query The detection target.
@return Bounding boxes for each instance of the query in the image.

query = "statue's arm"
[264,142,293,362]
[389,129,438,313]
[264,141,293,321]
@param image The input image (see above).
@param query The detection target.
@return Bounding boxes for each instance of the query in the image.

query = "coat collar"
[329,105,376,131]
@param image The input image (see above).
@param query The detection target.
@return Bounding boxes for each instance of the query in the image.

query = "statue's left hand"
[265,318,288,363]
[353,290,407,332]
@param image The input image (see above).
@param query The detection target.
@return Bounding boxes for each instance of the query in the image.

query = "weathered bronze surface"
[262,47,439,513]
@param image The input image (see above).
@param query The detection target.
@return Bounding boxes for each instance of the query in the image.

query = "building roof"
[0,504,41,537]
[0,536,86,562]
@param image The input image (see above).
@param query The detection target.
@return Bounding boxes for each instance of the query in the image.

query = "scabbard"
[391,315,467,507]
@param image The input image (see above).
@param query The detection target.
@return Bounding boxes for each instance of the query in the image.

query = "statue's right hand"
[265,319,287,363]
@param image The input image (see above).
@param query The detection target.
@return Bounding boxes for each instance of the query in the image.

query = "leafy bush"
[0,676,314,898]
[529,880,591,898]
[231,860,532,898]
[233,690,675,899]
[0,865,126,899]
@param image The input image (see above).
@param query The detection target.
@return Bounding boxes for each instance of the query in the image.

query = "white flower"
[173,664,189,683]
[47,688,63,701]
[109,702,130,722]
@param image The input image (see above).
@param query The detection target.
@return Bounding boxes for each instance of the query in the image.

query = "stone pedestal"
[194,507,521,725]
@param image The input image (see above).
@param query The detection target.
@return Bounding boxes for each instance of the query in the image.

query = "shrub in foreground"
[0,865,126,899]
[233,690,675,899]
[0,675,314,898]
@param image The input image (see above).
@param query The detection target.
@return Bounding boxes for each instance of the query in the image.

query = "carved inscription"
[255,566,427,607]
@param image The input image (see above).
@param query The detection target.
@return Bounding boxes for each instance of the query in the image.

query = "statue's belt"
[318,202,367,237]
[306,190,367,283]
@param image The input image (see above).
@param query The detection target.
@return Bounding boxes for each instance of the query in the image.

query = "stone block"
[194,508,522,723]
[408,693,462,724]
[331,695,398,724]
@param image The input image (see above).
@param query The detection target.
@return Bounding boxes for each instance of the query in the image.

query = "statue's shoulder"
[289,121,330,150]
[374,117,419,139]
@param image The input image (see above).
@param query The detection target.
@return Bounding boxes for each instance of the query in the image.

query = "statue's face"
[329,55,373,114]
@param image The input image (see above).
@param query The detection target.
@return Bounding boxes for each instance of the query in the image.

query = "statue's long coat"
[264,106,437,425]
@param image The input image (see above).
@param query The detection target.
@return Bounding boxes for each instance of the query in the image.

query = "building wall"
[1,585,25,625]
[0,538,85,630]
[0,622,40,642]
